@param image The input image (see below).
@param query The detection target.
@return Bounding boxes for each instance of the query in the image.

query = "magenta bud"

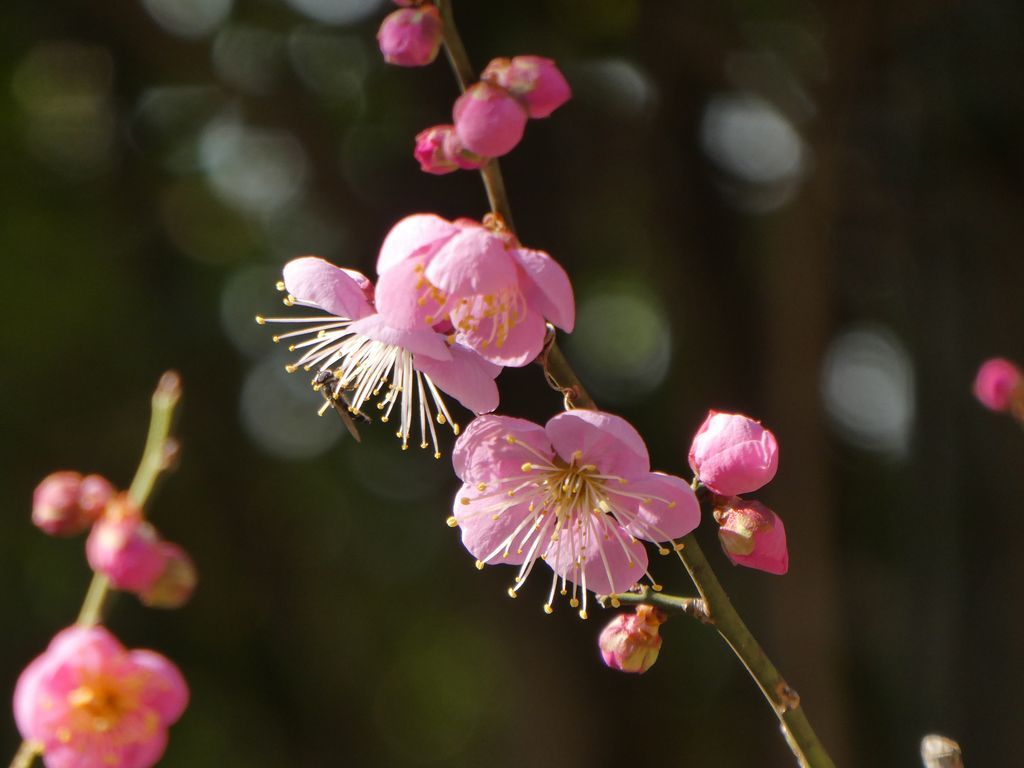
[481,55,572,118]
[414,124,485,174]
[140,543,197,609]
[715,499,789,575]
[973,357,1022,412]
[86,498,167,592]
[688,410,779,496]
[453,81,528,158]
[598,605,665,674]
[32,471,113,537]
[377,6,443,67]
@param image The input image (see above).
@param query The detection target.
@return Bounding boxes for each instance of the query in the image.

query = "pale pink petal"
[413,344,501,414]
[452,414,551,484]
[424,226,518,298]
[454,307,547,367]
[548,516,648,595]
[129,650,189,725]
[376,214,458,274]
[512,248,575,331]
[617,472,701,542]
[348,314,451,362]
[545,410,650,478]
[282,258,374,320]
[374,255,439,330]
[453,488,532,566]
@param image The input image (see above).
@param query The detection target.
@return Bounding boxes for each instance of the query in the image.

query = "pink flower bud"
[377,6,443,67]
[453,81,528,158]
[688,410,779,496]
[140,543,198,609]
[481,55,572,118]
[973,357,1022,412]
[714,499,789,575]
[32,471,113,537]
[598,605,666,674]
[86,498,167,592]
[415,125,486,174]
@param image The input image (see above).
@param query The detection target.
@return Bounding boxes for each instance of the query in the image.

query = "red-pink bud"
[598,605,666,674]
[377,6,443,67]
[140,543,198,609]
[482,56,571,118]
[86,498,167,592]
[714,499,789,575]
[32,471,113,537]
[973,357,1022,412]
[453,81,528,158]
[414,124,485,174]
[688,410,779,496]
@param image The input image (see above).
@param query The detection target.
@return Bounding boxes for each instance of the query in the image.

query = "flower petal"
[374,255,438,330]
[453,487,532,566]
[454,307,547,367]
[511,248,575,331]
[617,472,701,542]
[452,414,552,484]
[414,344,501,414]
[377,214,458,274]
[424,226,518,298]
[282,257,374,319]
[129,650,189,725]
[547,516,648,596]
[545,410,650,478]
[348,314,452,361]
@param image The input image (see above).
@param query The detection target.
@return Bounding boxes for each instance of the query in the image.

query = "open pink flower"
[374,214,574,367]
[259,256,500,456]
[688,410,779,496]
[449,410,701,617]
[14,625,188,768]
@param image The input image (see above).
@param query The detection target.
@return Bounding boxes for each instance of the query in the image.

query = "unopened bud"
[86,497,167,592]
[714,499,789,575]
[973,357,1022,412]
[688,410,779,496]
[32,471,113,537]
[414,124,484,174]
[377,6,443,67]
[453,81,528,158]
[139,543,197,609]
[481,56,571,119]
[598,604,666,674]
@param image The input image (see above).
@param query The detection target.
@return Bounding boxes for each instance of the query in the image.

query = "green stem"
[436,3,836,766]
[9,373,183,768]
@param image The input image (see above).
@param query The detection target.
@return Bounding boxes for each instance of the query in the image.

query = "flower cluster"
[259,214,573,457]
[15,626,187,768]
[689,411,788,575]
[415,56,571,174]
[33,473,197,607]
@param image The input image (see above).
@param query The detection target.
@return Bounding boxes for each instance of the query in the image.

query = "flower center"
[451,287,526,349]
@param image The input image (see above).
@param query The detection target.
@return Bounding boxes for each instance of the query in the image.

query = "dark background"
[3,0,1024,765]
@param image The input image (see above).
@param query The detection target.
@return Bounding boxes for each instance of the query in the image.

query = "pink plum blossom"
[714,499,789,575]
[481,56,571,119]
[258,256,501,456]
[688,410,779,496]
[414,125,484,174]
[32,472,113,537]
[377,6,443,67]
[453,81,528,158]
[14,625,187,768]
[374,214,574,367]
[449,410,701,617]
[598,604,665,674]
[973,357,1022,412]
[86,499,167,593]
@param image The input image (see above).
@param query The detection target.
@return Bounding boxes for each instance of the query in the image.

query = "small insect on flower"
[258,257,500,457]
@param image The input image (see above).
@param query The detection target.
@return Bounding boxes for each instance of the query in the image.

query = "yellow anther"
[275,280,285,291]
[610,598,621,608]
[668,501,677,509]
[446,516,459,527]
[521,462,533,472]
[283,295,295,306]
[476,482,487,491]
[658,547,670,556]
[674,542,685,551]
[652,584,663,592]
[506,435,517,444]
[543,604,554,614]
[285,364,298,373]
[475,560,485,570]
[460,497,470,506]
[569,597,580,608]
[453,423,461,435]
[434,452,442,459]
[255,315,266,324]
[560,588,568,596]
[578,610,588,620]
[436,414,446,425]
[420,442,429,449]
[507,587,517,599]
